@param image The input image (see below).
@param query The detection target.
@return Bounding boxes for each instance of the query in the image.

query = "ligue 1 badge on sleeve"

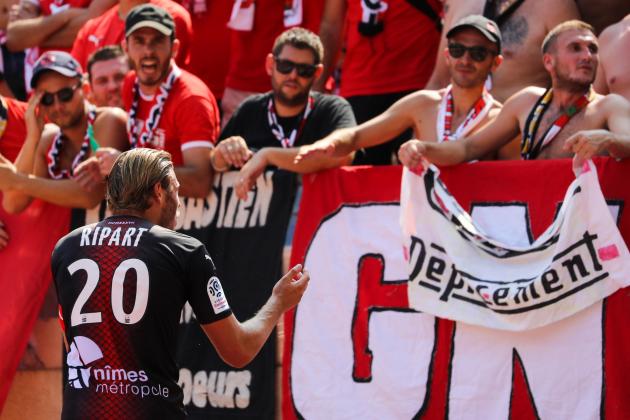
[207,276,230,314]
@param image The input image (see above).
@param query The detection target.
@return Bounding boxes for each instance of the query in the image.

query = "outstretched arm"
[295,92,425,162]
[201,265,309,368]
[235,146,352,200]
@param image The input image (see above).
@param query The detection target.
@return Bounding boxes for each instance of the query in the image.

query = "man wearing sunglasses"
[0,50,128,217]
[295,15,505,165]
[211,27,356,200]
[397,20,630,167]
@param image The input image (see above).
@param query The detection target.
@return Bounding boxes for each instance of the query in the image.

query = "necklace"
[521,88,593,160]
[437,85,493,142]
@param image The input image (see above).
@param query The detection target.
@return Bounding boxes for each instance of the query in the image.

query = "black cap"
[31,51,83,88]
[125,4,175,39]
[446,15,502,53]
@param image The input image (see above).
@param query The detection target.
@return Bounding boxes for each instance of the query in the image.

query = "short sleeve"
[175,95,220,149]
[184,245,232,324]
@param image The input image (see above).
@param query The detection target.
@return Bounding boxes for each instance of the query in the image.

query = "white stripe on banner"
[400,160,630,330]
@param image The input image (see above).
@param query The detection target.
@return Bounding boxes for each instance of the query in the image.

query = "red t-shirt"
[71,0,192,70]
[122,68,219,165]
[0,98,27,162]
[38,0,90,16]
[224,0,323,93]
[184,0,231,99]
[340,0,441,97]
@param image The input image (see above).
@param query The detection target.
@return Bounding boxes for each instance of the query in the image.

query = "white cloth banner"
[400,161,630,330]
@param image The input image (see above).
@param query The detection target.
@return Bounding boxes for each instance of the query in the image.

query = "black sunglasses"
[448,43,497,62]
[274,57,317,78]
[40,83,81,106]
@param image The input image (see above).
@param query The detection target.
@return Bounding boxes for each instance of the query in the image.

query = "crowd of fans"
[1,0,630,413]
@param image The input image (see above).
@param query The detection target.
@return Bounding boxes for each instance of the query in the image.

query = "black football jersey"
[51,215,232,420]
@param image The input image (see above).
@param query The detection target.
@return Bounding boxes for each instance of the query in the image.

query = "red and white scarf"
[436,85,493,143]
[127,64,180,149]
[267,95,314,148]
[47,104,96,180]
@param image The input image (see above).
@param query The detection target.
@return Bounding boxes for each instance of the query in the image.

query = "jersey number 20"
[68,258,149,326]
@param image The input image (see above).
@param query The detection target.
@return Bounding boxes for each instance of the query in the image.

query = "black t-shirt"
[52,215,232,420]
[220,91,356,148]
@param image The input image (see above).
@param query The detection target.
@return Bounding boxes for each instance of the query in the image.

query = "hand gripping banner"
[400,161,630,330]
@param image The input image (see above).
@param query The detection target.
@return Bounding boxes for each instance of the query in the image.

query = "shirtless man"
[295,16,506,163]
[594,14,630,100]
[427,0,580,103]
[398,21,630,167]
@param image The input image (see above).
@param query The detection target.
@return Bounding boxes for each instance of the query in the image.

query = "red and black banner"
[284,158,630,419]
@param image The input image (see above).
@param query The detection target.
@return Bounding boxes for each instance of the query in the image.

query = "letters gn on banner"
[400,161,630,331]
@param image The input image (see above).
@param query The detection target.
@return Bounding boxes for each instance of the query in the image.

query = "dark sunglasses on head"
[40,83,81,106]
[274,57,317,78]
[448,43,496,62]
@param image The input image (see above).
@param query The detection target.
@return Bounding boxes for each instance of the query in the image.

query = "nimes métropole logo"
[66,336,169,398]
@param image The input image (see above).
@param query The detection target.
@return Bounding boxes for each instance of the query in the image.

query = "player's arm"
[313,0,346,92]
[425,0,483,89]
[201,265,309,368]
[6,2,81,51]
[564,94,630,160]
[41,0,117,48]
[295,92,426,162]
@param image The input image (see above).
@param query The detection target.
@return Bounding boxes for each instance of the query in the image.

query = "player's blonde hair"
[107,148,173,212]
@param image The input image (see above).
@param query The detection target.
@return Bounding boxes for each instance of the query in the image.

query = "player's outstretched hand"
[272,264,310,312]
[398,139,428,170]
